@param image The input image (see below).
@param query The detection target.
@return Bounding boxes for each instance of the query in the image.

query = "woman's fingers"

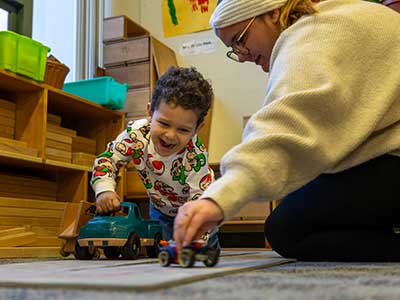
[174,199,224,251]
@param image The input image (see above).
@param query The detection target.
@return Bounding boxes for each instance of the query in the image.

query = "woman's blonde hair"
[279,0,321,30]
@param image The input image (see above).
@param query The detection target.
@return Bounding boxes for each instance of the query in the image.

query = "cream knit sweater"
[203,0,400,220]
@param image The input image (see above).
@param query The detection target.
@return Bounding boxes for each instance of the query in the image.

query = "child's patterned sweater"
[91,119,214,216]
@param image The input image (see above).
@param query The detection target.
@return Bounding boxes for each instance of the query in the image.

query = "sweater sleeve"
[91,120,149,197]
[185,136,214,201]
[202,4,400,220]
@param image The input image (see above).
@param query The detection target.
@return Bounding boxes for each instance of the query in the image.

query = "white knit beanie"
[210,0,288,29]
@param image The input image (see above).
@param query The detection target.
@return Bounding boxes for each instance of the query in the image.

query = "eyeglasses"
[226,17,256,62]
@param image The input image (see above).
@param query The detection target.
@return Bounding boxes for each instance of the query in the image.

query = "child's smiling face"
[148,100,201,157]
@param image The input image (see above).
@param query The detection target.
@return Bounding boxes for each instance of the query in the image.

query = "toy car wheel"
[203,248,219,267]
[146,233,162,258]
[74,240,94,260]
[121,232,141,259]
[103,247,120,259]
[179,249,195,268]
[158,250,172,267]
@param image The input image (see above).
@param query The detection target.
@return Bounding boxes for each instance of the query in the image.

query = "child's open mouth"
[159,139,174,149]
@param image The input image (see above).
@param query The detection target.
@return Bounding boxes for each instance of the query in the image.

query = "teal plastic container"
[62,76,128,110]
[0,31,50,82]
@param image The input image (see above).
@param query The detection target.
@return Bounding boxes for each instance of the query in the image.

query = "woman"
[174,0,400,261]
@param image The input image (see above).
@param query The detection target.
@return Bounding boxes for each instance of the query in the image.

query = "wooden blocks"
[47,113,62,126]
[0,227,37,247]
[46,127,73,163]
[72,135,97,155]
[0,172,57,201]
[45,119,97,165]
[47,123,77,137]
[0,196,65,253]
[72,152,96,168]
[0,137,38,157]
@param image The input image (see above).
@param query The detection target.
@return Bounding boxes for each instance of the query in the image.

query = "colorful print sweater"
[91,119,214,217]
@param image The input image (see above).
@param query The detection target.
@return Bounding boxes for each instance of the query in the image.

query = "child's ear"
[147,103,152,119]
[195,121,205,133]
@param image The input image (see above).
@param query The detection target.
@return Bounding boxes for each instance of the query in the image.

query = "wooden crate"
[103,15,149,43]
[104,36,150,67]
[124,87,150,116]
[105,61,150,88]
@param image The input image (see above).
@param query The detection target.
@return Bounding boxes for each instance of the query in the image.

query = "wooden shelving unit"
[0,68,125,258]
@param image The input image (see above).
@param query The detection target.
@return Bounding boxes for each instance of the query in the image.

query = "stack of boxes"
[103,16,151,123]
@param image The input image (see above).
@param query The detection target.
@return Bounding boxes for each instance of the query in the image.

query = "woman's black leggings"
[265,154,400,261]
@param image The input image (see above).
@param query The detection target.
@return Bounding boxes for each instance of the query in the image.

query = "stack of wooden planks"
[0,195,64,258]
[0,172,56,201]
[46,114,97,167]
[0,99,38,157]
[71,136,97,168]
[46,113,74,163]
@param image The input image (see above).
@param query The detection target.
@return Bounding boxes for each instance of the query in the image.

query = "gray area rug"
[2,258,400,300]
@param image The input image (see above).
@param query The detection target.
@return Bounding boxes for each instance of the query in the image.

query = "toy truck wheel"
[59,244,70,257]
[158,250,172,267]
[121,232,141,259]
[103,247,120,259]
[203,248,219,267]
[74,240,94,260]
[179,249,195,268]
[146,233,162,258]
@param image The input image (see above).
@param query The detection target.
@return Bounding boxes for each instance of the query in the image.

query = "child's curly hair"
[150,66,213,127]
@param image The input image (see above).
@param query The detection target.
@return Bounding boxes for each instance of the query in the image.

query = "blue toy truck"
[75,202,162,260]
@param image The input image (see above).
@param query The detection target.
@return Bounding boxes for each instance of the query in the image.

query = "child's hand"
[96,191,121,214]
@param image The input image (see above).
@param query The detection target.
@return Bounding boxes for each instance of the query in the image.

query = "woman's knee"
[264,211,298,258]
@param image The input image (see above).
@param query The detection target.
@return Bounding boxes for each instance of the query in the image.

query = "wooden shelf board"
[0,150,42,166]
[47,87,124,121]
[44,159,92,172]
[0,69,43,92]
[0,246,61,258]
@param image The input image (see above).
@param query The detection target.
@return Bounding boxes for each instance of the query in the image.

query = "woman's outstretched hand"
[173,198,224,251]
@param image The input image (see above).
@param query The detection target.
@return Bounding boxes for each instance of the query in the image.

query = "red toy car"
[158,240,219,268]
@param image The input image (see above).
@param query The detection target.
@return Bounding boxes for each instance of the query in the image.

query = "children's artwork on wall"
[163,0,218,37]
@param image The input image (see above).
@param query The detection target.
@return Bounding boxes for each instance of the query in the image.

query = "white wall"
[0,8,7,30]
[109,0,268,163]
[32,0,77,82]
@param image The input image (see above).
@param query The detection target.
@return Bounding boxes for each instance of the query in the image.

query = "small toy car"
[158,239,219,268]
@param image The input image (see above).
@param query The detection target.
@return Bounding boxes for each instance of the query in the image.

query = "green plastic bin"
[62,76,128,110]
[0,31,50,82]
